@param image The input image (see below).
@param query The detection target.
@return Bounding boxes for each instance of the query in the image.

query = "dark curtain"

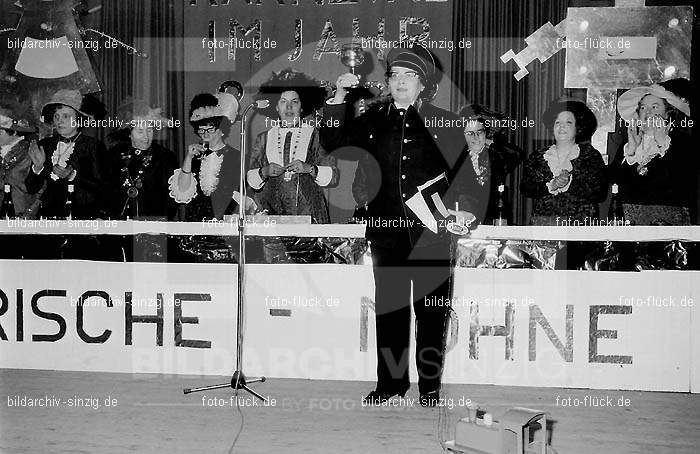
[451,0,568,225]
[96,0,185,158]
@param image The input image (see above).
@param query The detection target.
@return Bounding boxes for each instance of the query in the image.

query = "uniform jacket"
[321,99,481,247]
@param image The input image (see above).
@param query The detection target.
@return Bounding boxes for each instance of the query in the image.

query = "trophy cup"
[340,43,365,77]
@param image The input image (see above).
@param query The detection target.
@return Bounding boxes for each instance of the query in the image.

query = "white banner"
[0,261,697,392]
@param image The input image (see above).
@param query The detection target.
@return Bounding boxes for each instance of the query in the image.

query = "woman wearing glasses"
[322,44,478,407]
[169,92,255,220]
[458,104,524,224]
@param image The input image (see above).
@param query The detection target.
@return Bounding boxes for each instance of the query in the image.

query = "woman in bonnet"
[169,89,256,220]
[610,78,695,225]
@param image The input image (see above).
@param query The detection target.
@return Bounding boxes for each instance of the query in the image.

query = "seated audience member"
[25,89,106,219]
[458,104,524,224]
[610,78,695,225]
[104,99,178,220]
[521,99,607,225]
[0,104,39,218]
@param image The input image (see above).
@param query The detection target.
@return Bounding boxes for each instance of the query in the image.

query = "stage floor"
[1,370,698,453]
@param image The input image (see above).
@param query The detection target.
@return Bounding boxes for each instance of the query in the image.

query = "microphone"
[240,99,271,121]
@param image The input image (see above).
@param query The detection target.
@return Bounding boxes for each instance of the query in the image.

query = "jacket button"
[402,193,406,198]
[369,134,373,139]
[433,134,438,139]
[405,123,410,127]
[402,156,407,160]
[403,138,409,143]
[401,174,406,179]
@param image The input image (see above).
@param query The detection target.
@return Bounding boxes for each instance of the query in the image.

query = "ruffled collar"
[544,143,579,195]
[544,143,579,175]
[199,146,228,196]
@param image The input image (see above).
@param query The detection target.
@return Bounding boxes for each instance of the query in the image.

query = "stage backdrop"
[1,261,698,393]
[183,0,457,223]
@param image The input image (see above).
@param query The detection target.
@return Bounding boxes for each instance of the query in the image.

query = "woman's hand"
[52,164,74,179]
[333,73,360,104]
[552,170,571,190]
[649,114,671,144]
[263,163,285,178]
[626,113,642,154]
[186,143,205,161]
[285,159,312,174]
[28,140,45,169]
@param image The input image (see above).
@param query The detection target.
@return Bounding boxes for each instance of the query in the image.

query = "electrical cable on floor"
[437,238,459,453]
[228,391,245,454]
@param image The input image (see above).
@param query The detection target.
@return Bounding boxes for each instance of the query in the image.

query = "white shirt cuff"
[622,142,638,166]
[314,166,333,187]
[168,169,198,203]
[68,169,77,182]
[247,168,265,190]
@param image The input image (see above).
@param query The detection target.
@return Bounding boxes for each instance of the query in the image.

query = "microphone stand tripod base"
[183,371,268,403]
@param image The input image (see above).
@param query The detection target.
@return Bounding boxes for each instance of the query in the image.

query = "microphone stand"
[183,102,268,402]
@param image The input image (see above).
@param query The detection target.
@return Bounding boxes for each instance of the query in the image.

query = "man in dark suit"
[25,89,104,220]
[322,44,482,406]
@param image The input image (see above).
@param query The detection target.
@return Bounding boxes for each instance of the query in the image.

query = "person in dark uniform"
[25,89,105,220]
[322,44,481,406]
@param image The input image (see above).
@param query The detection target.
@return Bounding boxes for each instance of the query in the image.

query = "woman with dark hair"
[610,78,695,225]
[0,105,38,218]
[103,99,178,220]
[521,99,608,225]
[458,104,524,224]
[247,69,338,223]
[169,91,255,220]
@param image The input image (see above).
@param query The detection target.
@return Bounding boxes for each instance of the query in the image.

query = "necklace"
[120,147,153,198]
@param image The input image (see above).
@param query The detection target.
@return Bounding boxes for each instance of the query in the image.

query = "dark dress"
[609,131,695,225]
[521,142,608,225]
[169,144,243,221]
[103,141,178,220]
[248,127,338,223]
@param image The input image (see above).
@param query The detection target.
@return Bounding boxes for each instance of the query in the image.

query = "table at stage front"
[0,217,366,238]
[0,217,367,263]
[459,225,700,270]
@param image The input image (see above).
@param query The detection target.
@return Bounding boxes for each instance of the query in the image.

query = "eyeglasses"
[197,126,217,135]
[464,129,486,138]
[388,71,420,81]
